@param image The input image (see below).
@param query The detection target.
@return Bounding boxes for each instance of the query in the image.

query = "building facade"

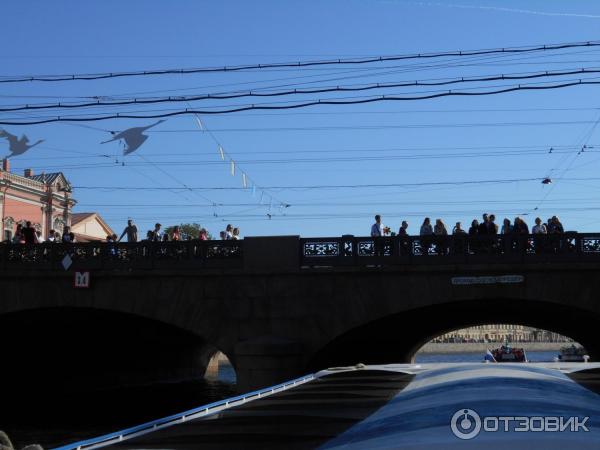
[70,212,114,242]
[435,324,573,343]
[0,159,75,241]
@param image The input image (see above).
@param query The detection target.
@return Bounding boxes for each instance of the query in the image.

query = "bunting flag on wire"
[188,113,289,212]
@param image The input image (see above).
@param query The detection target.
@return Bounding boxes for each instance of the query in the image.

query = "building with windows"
[0,158,75,241]
[435,324,573,343]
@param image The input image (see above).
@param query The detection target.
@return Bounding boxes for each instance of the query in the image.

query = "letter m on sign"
[74,271,90,288]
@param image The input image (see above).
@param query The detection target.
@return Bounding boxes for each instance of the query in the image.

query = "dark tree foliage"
[164,223,211,240]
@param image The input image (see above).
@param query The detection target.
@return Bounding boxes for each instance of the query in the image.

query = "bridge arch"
[307,298,600,371]
[0,306,236,392]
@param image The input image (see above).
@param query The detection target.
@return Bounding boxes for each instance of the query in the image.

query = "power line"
[3,73,599,121]
[3,67,599,112]
[531,111,600,211]
[71,177,544,191]
[151,106,600,117]
[7,142,596,163]
[2,80,600,125]
[53,47,600,100]
[75,196,600,208]
[94,206,600,222]
[148,120,600,133]
[2,40,598,83]
[7,148,598,171]
[3,105,599,123]
[2,45,596,109]
[69,176,600,192]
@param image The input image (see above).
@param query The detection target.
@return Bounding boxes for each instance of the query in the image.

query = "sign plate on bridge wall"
[451,275,524,285]
[74,271,90,288]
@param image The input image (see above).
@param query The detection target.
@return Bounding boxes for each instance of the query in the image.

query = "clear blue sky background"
[2,0,600,237]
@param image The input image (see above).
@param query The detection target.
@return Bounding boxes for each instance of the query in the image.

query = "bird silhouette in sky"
[0,129,44,157]
[101,120,165,155]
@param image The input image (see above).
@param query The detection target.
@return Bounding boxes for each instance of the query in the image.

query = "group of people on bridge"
[114,220,240,243]
[370,213,570,255]
[6,222,75,245]
[371,213,566,238]
[2,219,240,245]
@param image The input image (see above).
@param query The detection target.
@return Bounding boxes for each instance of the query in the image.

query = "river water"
[3,351,564,449]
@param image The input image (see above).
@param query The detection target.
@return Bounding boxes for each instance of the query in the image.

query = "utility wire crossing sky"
[2,0,600,236]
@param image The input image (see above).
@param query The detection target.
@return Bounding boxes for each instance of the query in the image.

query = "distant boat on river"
[557,344,590,362]
[485,340,527,363]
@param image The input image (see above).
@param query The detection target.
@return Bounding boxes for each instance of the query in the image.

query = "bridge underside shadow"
[307,299,600,370]
[0,308,224,394]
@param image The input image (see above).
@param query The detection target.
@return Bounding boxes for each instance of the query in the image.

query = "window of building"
[3,216,14,241]
[53,217,65,234]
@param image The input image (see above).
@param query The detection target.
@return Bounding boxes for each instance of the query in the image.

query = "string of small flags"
[192,114,291,216]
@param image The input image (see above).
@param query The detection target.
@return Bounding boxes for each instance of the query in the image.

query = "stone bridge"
[1,233,600,391]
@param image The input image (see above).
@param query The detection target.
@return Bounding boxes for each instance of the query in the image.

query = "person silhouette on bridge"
[419,217,433,255]
[478,214,490,234]
[371,215,385,257]
[398,220,410,255]
[371,215,383,238]
[22,221,37,245]
[398,220,409,237]
[119,219,138,242]
[151,223,162,242]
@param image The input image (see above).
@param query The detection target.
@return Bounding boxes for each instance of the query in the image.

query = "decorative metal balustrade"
[0,240,243,271]
[1,234,600,271]
[300,233,600,266]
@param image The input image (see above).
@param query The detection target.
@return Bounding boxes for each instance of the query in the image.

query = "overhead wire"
[6,147,600,171]
[531,111,600,211]
[93,205,600,222]
[70,177,546,191]
[2,79,600,125]
[59,48,600,101]
[2,67,599,113]
[78,46,600,102]
[1,40,598,83]
[4,42,600,227]
[75,196,600,208]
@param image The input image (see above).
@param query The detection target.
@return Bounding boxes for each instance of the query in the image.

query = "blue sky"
[2,0,600,237]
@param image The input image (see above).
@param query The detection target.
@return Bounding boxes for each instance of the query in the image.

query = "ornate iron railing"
[0,240,243,271]
[300,233,600,266]
[2,234,600,271]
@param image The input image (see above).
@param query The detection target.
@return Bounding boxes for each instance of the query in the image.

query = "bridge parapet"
[1,233,600,272]
[0,239,243,271]
[300,233,600,266]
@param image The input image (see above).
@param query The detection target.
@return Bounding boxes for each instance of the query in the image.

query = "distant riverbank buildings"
[0,159,75,241]
[435,324,572,343]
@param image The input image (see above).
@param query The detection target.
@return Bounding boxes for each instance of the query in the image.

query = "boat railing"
[51,374,316,450]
